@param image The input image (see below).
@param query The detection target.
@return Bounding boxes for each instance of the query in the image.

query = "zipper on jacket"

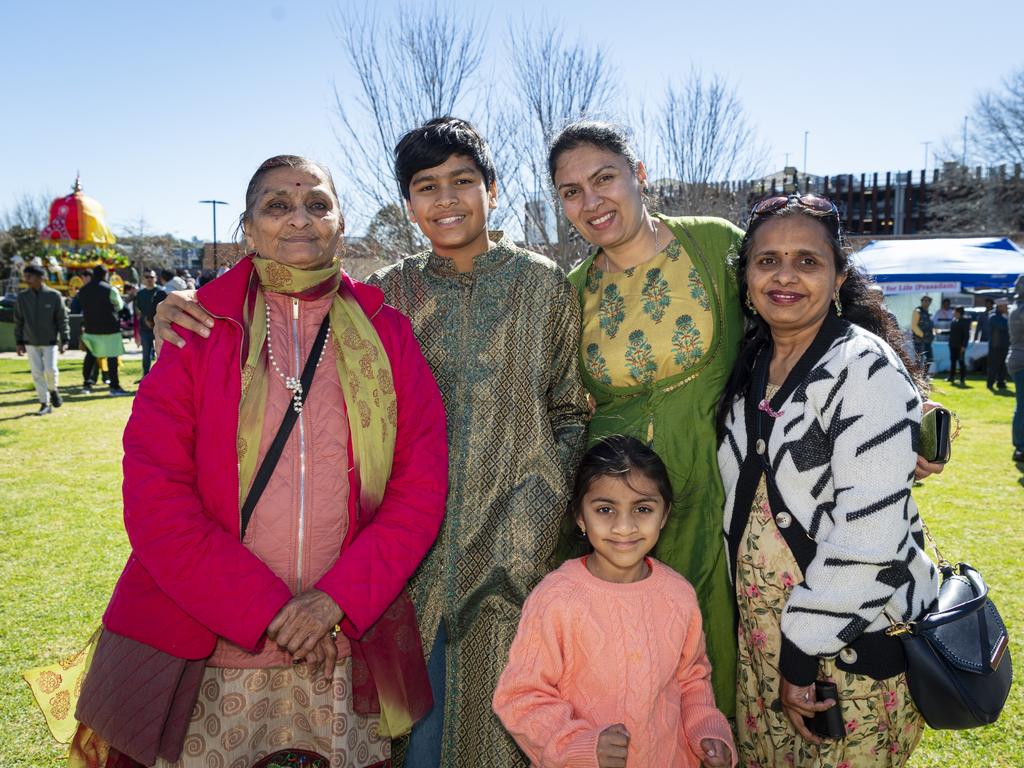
[293,297,307,592]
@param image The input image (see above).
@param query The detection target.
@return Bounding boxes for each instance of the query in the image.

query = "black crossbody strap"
[240,312,331,539]
[726,316,850,579]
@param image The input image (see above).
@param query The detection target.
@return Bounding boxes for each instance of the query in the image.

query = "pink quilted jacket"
[103,257,448,659]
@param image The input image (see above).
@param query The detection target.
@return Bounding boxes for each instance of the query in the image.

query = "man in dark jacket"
[947,306,972,386]
[974,297,995,342]
[988,302,1010,390]
[14,264,70,415]
[76,265,128,394]
[133,270,166,376]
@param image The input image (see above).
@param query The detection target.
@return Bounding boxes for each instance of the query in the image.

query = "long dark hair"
[563,435,673,557]
[715,202,924,437]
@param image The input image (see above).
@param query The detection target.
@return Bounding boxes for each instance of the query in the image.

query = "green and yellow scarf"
[238,256,396,519]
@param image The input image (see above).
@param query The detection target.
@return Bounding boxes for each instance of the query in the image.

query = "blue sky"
[2,0,1022,241]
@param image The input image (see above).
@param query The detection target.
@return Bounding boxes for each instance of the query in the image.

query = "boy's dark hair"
[562,435,673,557]
[394,117,496,201]
[953,306,964,317]
[23,264,45,278]
[160,269,175,282]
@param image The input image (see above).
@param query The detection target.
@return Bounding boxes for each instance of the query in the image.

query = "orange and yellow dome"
[39,176,116,247]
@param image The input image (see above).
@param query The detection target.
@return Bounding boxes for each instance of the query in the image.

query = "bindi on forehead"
[262,181,328,197]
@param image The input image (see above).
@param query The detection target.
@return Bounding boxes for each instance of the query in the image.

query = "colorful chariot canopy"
[39,175,116,247]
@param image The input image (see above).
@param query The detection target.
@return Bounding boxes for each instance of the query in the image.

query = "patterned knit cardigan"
[718,316,940,685]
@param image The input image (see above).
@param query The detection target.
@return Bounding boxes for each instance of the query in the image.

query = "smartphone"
[921,406,953,464]
[804,680,845,740]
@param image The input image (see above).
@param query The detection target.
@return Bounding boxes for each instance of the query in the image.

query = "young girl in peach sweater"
[493,436,735,768]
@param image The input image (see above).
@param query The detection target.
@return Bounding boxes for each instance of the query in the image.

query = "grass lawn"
[0,356,1021,766]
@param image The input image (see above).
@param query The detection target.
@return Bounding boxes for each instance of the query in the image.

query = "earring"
[833,288,843,316]
[578,526,588,539]
[745,294,758,315]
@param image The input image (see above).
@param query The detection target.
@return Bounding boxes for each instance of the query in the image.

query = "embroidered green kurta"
[368,233,589,767]
[568,215,745,716]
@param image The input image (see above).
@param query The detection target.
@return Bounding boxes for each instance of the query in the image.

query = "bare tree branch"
[654,69,767,218]
[0,191,53,231]
[971,65,1024,167]
[116,216,191,272]
[507,18,618,269]
[330,0,487,256]
[922,162,1024,234]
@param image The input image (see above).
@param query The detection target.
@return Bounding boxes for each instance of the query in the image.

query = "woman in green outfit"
[548,121,746,714]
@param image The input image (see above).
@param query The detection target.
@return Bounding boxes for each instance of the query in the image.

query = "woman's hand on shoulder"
[915,400,947,480]
[154,290,212,352]
[780,677,835,746]
[266,588,344,663]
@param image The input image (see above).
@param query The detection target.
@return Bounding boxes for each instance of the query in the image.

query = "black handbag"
[887,530,1012,730]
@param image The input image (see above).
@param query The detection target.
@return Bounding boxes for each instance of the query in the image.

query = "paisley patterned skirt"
[155,658,389,768]
[734,477,924,768]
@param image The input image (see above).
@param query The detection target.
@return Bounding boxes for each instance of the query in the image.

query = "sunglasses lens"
[750,194,839,228]
[798,194,836,213]
[751,196,788,216]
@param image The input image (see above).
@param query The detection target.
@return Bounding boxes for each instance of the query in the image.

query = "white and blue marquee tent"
[853,236,1024,372]
[854,237,1024,292]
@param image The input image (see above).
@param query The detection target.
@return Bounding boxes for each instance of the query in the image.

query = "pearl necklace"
[265,301,330,414]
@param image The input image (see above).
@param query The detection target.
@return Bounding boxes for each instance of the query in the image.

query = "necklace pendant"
[292,394,303,414]
[757,398,785,419]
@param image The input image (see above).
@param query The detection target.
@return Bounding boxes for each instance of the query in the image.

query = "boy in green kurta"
[369,118,589,768]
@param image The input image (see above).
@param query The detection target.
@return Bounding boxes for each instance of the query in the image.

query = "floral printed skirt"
[155,658,389,768]
[734,475,924,768]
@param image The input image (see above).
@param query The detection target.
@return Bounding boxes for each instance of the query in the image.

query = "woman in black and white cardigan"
[716,195,939,767]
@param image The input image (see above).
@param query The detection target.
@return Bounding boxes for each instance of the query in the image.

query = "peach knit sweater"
[493,557,736,768]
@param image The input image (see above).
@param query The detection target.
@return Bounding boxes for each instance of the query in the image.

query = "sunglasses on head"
[749,193,839,220]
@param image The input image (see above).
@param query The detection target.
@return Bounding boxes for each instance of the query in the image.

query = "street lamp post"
[803,131,809,181]
[199,199,228,272]
[962,116,969,167]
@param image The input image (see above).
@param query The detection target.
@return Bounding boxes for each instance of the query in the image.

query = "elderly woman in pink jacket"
[74,156,448,768]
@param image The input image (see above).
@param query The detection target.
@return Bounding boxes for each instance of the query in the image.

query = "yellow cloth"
[21,630,99,743]
[581,238,713,387]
